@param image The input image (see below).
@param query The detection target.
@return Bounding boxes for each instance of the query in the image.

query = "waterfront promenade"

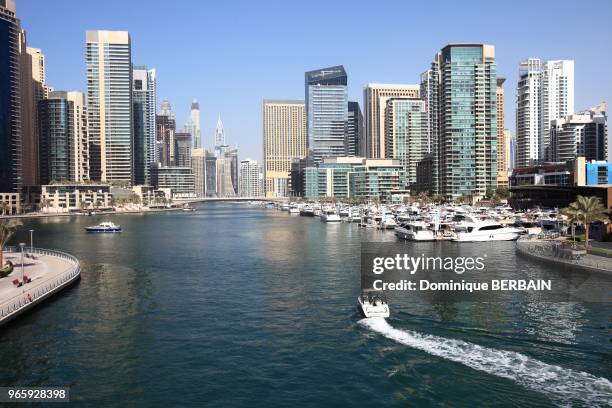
[516,238,612,274]
[0,247,80,325]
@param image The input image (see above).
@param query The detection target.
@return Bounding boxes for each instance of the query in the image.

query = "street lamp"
[29,229,34,252]
[19,243,25,292]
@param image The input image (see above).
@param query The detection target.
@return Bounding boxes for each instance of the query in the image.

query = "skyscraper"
[384,98,428,189]
[262,100,307,197]
[187,100,201,149]
[516,58,574,167]
[86,30,133,184]
[205,150,217,197]
[347,101,362,156]
[38,93,72,184]
[214,115,226,155]
[239,158,263,197]
[132,66,156,185]
[433,44,498,200]
[363,84,420,159]
[191,148,206,198]
[175,132,192,167]
[0,0,23,192]
[156,100,176,167]
[21,47,47,186]
[305,65,348,163]
[66,91,89,182]
[38,91,89,185]
[496,78,508,187]
[420,69,440,193]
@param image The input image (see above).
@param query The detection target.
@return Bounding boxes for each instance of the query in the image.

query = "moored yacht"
[300,205,315,216]
[452,219,522,242]
[85,221,122,233]
[357,291,389,318]
[395,221,435,241]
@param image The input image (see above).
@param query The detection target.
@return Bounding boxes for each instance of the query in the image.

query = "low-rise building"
[150,165,196,199]
[0,193,21,215]
[305,157,406,203]
[40,184,112,213]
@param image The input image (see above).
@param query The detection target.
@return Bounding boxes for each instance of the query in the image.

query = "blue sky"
[17,0,612,162]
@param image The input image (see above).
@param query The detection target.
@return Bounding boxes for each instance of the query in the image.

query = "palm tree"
[0,219,22,267]
[562,204,581,242]
[563,195,610,249]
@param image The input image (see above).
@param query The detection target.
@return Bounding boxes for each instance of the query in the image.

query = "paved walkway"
[517,239,612,274]
[0,250,74,305]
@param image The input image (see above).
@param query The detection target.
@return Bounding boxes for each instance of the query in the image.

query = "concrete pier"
[0,247,80,326]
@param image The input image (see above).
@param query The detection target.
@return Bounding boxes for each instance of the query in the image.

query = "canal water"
[1,203,611,407]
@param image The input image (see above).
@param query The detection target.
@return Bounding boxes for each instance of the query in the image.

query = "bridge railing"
[0,247,81,322]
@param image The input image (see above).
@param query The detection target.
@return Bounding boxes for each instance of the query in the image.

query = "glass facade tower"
[0,0,22,192]
[132,66,156,185]
[305,65,348,164]
[86,30,133,184]
[434,44,498,200]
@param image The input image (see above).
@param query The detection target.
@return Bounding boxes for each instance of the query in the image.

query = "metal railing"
[0,247,81,322]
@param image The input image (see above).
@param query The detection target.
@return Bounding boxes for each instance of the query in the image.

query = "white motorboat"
[85,221,122,233]
[395,221,435,241]
[321,210,341,222]
[452,218,522,242]
[357,291,389,318]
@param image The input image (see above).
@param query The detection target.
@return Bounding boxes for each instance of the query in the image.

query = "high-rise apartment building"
[262,100,307,197]
[38,91,88,184]
[516,58,574,167]
[38,93,73,184]
[216,148,238,198]
[20,46,48,186]
[239,158,263,197]
[186,100,201,149]
[550,104,607,163]
[156,100,176,167]
[66,91,88,182]
[420,69,440,193]
[384,98,428,189]
[191,148,206,198]
[132,66,156,185]
[205,151,217,197]
[86,30,133,184]
[175,132,192,168]
[305,65,348,163]
[0,0,23,192]
[433,44,498,200]
[496,78,508,187]
[347,101,362,156]
[363,84,420,159]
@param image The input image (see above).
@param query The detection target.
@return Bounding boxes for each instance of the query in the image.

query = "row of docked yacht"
[260,200,570,242]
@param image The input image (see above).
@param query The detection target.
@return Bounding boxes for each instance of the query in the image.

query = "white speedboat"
[452,219,522,242]
[321,210,341,222]
[85,221,122,233]
[357,291,389,318]
[395,221,435,241]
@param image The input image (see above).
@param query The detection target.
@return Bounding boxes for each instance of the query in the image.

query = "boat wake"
[360,317,612,406]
